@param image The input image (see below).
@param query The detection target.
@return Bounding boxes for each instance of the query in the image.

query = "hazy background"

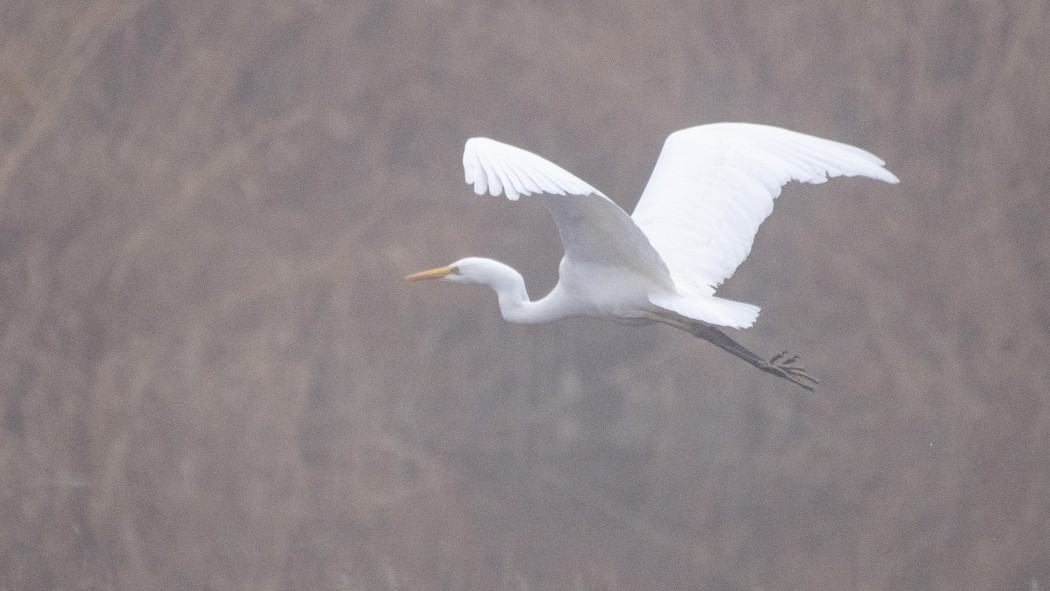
[1,1,1048,589]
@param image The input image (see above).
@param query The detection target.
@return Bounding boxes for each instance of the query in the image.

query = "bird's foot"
[763,351,818,391]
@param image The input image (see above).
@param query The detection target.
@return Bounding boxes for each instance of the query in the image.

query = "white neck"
[464,260,571,325]
[495,273,567,326]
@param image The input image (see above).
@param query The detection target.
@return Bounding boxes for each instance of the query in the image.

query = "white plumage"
[633,124,899,299]
[409,123,899,390]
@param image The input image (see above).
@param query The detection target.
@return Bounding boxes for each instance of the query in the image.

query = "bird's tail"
[649,293,760,329]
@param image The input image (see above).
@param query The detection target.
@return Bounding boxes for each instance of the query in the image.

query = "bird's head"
[406,257,532,322]
[404,257,515,286]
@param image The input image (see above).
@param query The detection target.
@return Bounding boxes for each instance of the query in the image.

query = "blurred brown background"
[1,1,1048,589]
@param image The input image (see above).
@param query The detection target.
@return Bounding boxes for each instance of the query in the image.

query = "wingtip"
[459,135,604,201]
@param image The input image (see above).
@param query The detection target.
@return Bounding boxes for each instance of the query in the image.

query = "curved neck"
[480,264,567,325]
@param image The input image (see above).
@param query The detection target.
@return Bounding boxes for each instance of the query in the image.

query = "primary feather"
[464,137,600,200]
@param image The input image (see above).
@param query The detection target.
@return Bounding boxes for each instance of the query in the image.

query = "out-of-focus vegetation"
[1,1,1047,589]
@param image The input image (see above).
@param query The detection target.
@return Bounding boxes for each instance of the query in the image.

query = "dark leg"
[655,314,818,391]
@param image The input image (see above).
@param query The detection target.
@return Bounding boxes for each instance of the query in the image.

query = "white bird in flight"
[407,123,898,390]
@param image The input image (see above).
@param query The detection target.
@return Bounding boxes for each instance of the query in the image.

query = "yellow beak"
[404,266,453,281]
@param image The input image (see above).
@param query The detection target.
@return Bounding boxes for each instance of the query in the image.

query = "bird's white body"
[547,258,662,321]
[408,122,899,389]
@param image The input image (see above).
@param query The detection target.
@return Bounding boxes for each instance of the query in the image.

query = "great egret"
[407,123,899,390]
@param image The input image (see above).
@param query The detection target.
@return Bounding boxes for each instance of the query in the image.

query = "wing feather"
[462,137,673,285]
[631,123,899,297]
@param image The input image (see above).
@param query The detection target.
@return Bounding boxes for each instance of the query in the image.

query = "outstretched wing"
[463,137,672,286]
[631,123,900,297]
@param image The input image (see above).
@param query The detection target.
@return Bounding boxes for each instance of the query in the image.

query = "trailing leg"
[654,313,818,391]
